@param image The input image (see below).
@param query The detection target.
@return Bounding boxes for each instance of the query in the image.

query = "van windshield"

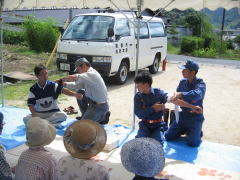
[61,15,115,41]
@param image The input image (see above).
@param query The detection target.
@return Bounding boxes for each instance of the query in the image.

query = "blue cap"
[178,60,199,71]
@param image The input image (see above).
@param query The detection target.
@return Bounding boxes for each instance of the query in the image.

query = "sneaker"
[100,111,110,125]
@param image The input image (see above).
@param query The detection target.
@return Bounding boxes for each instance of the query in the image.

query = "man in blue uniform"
[165,60,206,147]
[134,71,203,145]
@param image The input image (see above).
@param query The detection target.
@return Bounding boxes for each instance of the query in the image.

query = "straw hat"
[121,137,165,177]
[26,117,56,147]
[63,119,107,159]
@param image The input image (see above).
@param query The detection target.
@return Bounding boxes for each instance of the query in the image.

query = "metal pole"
[221,8,226,45]
[0,0,4,107]
[132,0,142,131]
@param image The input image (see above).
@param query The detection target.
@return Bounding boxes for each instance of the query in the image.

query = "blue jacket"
[177,77,206,112]
[134,88,168,120]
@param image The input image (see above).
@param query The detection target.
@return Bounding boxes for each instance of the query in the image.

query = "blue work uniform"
[134,88,168,144]
[165,77,206,147]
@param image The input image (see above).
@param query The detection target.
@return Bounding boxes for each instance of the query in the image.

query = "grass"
[4,44,48,58]
[217,49,240,60]
[167,43,180,54]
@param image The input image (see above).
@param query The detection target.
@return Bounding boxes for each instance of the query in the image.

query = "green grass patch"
[217,49,240,60]
[4,44,47,57]
[167,43,180,54]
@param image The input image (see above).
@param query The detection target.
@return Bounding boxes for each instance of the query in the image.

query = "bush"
[226,39,234,50]
[234,35,240,47]
[3,29,24,45]
[23,17,60,52]
[180,36,204,53]
[192,48,217,58]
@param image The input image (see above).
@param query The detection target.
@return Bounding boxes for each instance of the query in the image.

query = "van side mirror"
[108,28,114,37]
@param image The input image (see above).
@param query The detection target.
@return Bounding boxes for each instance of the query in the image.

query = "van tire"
[149,55,160,74]
[114,62,128,84]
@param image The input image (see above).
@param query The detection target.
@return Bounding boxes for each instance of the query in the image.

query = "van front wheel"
[149,56,160,74]
[114,62,128,84]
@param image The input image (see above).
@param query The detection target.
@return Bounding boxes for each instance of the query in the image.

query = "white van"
[56,11,167,84]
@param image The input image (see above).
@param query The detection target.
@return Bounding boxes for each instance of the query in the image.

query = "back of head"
[34,64,47,76]
[134,72,153,87]
[121,137,165,177]
[26,117,56,147]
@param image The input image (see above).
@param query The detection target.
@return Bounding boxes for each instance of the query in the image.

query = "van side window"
[135,21,149,39]
[115,19,130,37]
[149,22,165,37]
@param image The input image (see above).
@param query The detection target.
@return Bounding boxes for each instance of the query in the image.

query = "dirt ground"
[58,61,240,146]
[2,48,240,146]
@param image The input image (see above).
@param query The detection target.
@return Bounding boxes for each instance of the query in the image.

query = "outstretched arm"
[62,88,83,100]
[57,75,78,83]
[169,95,202,114]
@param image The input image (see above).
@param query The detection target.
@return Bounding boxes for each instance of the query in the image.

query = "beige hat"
[63,119,107,159]
[26,117,56,147]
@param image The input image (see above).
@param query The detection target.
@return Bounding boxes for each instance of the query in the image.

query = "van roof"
[75,12,164,23]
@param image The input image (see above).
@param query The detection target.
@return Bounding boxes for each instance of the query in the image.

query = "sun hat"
[74,57,91,72]
[63,119,107,159]
[178,59,199,71]
[26,117,56,147]
[121,137,165,177]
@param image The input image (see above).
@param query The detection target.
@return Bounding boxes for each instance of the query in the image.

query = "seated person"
[0,112,14,180]
[23,64,82,128]
[56,119,109,180]
[134,72,202,144]
[121,137,165,180]
[15,117,57,180]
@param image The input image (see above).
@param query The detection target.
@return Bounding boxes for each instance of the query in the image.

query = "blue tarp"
[0,106,240,172]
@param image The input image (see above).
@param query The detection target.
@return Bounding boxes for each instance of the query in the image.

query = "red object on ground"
[162,59,167,71]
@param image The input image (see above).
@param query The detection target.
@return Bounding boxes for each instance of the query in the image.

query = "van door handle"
[129,44,133,46]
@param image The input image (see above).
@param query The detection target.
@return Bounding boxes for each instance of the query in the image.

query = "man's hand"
[170,92,182,102]
[152,102,165,112]
[191,106,203,114]
[75,93,83,100]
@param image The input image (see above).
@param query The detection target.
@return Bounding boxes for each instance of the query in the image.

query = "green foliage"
[184,12,202,36]
[23,17,60,52]
[192,48,217,58]
[234,35,240,46]
[180,36,204,53]
[183,12,215,37]
[3,29,25,45]
[226,39,234,50]
[167,43,180,54]
[167,24,178,35]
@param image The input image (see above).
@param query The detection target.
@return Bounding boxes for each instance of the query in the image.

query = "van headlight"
[92,56,112,63]
[56,53,67,60]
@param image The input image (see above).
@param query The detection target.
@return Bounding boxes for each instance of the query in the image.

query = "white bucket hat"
[121,137,165,177]
[26,117,56,147]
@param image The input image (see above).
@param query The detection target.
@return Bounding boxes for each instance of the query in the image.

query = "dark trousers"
[165,111,204,147]
[136,121,164,144]
[77,89,109,123]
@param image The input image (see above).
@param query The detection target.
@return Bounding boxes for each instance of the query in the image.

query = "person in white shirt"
[58,58,110,124]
